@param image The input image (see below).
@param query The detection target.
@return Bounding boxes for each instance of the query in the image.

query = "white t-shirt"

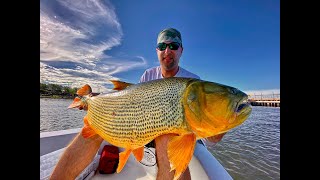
[138,66,202,177]
[139,66,200,83]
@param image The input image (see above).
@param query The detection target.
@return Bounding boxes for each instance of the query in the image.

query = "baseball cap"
[157,28,182,46]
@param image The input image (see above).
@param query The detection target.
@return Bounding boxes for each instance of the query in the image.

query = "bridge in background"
[248,93,280,107]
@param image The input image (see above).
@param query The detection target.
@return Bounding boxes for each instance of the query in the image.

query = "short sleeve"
[139,71,147,83]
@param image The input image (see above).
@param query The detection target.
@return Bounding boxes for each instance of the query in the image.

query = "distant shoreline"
[40,83,78,99]
[40,95,75,99]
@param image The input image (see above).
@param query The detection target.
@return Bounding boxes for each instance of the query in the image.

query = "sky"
[40,0,280,96]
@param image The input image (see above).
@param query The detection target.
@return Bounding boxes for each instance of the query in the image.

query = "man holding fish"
[138,28,227,180]
[50,28,231,180]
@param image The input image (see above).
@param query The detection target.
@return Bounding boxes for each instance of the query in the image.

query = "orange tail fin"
[77,84,92,96]
[68,84,93,110]
[68,97,82,109]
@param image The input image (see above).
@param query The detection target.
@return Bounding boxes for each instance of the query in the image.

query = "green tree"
[40,83,79,98]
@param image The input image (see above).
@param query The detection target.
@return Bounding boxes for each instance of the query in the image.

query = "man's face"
[156,41,183,71]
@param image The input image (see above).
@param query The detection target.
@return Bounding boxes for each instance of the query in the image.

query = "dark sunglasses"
[157,42,181,51]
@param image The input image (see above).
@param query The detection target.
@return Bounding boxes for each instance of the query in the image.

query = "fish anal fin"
[110,80,133,90]
[81,116,96,138]
[132,147,144,162]
[167,133,196,180]
[77,84,92,96]
[117,149,132,173]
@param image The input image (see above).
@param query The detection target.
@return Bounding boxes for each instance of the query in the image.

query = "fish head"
[183,80,252,138]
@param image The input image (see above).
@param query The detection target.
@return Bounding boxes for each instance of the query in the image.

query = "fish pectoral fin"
[81,115,96,138]
[117,149,132,173]
[167,133,196,180]
[110,80,134,90]
[132,146,144,162]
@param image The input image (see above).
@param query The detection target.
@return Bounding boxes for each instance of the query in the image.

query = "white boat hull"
[40,129,233,180]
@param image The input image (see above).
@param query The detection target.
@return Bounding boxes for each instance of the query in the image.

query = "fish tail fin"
[68,96,88,110]
[68,84,93,110]
[110,80,133,90]
[68,97,82,109]
[77,84,92,96]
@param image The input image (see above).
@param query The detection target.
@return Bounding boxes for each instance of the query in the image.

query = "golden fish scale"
[87,78,192,148]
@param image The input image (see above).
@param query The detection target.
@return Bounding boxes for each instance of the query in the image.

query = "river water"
[40,98,280,180]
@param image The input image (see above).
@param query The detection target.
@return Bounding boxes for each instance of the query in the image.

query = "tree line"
[40,83,79,98]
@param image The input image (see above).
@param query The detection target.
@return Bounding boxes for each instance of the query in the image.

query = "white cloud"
[40,0,121,63]
[40,62,118,92]
[40,0,148,92]
[105,56,148,75]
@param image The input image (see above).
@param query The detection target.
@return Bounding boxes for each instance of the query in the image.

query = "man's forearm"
[155,134,191,180]
[155,134,175,180]
[50,133,104,180]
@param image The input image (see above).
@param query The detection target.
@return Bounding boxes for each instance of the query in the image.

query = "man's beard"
[162,58,177,70]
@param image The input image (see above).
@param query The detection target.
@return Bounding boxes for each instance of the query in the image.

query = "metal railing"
[248,93,280,101]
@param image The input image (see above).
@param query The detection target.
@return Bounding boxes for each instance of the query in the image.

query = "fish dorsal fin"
[110,80,133,91]
[77,84,92,96]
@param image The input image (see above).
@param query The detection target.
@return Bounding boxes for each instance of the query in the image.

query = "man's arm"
[154,133,226,180]
[155,134,191,180]
[50,133,104,180]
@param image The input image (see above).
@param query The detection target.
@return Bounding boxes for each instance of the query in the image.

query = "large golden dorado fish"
[68,77,252,180]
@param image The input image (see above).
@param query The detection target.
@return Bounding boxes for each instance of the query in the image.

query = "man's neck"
[161,66,179,78]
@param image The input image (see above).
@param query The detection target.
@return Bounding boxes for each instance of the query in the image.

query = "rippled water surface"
[40,98,280,180]
[209,106,280,180]
[40,98,85,132]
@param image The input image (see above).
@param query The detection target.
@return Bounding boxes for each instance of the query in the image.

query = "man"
[138,28,226,180]
[50,28,225,180]
[139,28,200,81]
